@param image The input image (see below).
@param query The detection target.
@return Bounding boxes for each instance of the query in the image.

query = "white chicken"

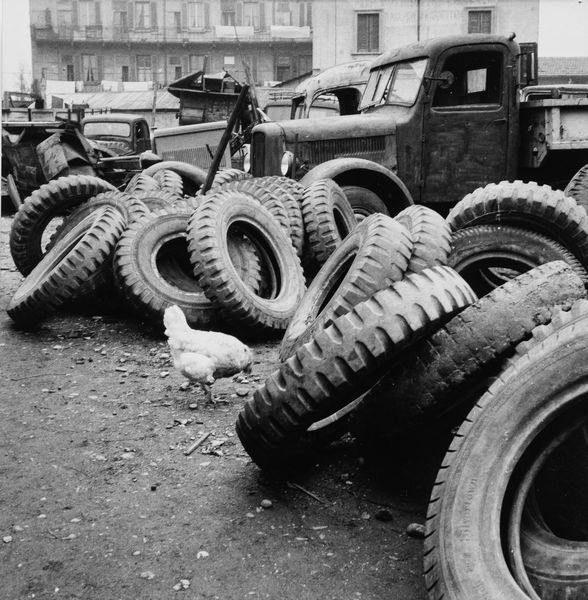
[163,305,253,403]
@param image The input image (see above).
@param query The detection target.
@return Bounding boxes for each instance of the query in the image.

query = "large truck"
[249,34,588,216]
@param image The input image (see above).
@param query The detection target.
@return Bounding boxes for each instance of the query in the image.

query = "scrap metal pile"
[6,169,588,598]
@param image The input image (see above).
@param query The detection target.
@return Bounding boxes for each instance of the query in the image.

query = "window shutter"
[95,2,101,25]
[299,3,304,27]
[72,1,79,26]
[74,54,81,80]
[182,56,190,75]
[152,54,158,82]
[97,55,103,80]
[151,2,157,28]
[259,1,265,29]
[204,3,210,28]
[127,2,134,28]
[307,3,312,27]
[181,3,188,29]
[357,15,367,52]
[236,2,242,26]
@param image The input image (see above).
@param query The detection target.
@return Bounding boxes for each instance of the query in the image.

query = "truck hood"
[261,113,397,143]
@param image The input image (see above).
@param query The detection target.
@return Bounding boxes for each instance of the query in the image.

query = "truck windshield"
[360,58,427,109]
[83,122,131,138]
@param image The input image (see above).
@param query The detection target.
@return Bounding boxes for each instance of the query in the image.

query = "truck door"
[422,45,512,207]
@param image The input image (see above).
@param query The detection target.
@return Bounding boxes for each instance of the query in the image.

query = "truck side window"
[433,50,502,108]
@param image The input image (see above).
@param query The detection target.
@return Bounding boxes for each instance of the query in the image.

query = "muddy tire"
[423,300,588,600]
[340,185,390,222]
[564,163,588,212]
[153,169,184,199]
[7,207,126,325]
[236,266,477,469]
[113,212,218,327]
[48,191,150,250]
[446,180,588,272]
[301,178,357,273]
[125,173,161,195]
[9,175,116,276]
[448,224,588,294]
[395,205,452,273]
[278,213,414,361]
[223,177,305,256]
[354,261,586,451]
[187,190,306,331]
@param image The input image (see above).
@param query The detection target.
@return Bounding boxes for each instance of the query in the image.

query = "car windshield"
[360,58,427,109]
[83,121,131,138]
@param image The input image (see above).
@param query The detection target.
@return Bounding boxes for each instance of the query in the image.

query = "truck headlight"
[242,144,251,173]
[281,151,294,177]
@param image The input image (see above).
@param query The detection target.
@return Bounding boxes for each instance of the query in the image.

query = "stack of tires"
[236,179,588,600]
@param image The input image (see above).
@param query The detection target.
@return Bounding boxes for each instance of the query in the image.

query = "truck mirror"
[438,71,455,90]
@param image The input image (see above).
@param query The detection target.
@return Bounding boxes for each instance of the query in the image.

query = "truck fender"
[300,158,413,217]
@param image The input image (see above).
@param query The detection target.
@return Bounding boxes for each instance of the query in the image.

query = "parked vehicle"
[249,34,588,215]
[81,113,152,155]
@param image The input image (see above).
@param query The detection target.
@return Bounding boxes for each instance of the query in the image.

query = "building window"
[299,55,312,74]
[122,65,129,81]
[82,54,97,81]
[221,0,236,25]
[357,12,379,53]
[298,2,312,27]
[275,2,291,26]
[137,55,152,81]
[66,64,75,81]
[242,1,260,28]
[174,66,182,79]
[187,2,208,29]
[468,10,492,34]
[190,55,205,71]
[276,56,292,82]
[78,1,95,27]
[135,1,152,29]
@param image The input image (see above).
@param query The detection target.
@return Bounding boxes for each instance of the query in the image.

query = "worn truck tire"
[153,169,184,199]
[564,163,588,212]
[221,177,304,256]
[236,266,477,470]
[125,173,161,195]
[9,174,116,276]
[353,261,586,452]
[423,300,588,600]
[130,190,181,213]
[278,213,413,361]
[7,207,125,325]
[446,180,588,274]
[48,191,150,249]
[395,205,452,273]
[340,185,390,221]
[301,178,358,274]
[448,224,588,293]
[187,190,306,331]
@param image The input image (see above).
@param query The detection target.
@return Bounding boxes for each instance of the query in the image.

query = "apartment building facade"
[29,0,313,88]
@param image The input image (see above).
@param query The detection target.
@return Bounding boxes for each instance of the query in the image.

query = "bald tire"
[301,178,358,273]
[564,163,588,212]
[353,261,587,452]
[448,224,588,294]
[278,213,413,361]
[423,300,588,600]
[187,190,305,331]
[236,266,477,470]
[394,205,452,273]
[7,207,125,325]
[446,180,588,274]
[9,174,116,276]
[223,176,305,256]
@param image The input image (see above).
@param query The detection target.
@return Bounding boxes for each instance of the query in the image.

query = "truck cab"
[81,113,152,155]
[250,34,533,213]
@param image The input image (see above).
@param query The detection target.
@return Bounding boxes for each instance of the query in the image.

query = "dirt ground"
[0,214,435,600]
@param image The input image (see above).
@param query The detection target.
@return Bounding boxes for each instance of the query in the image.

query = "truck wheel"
[208,168,252,190]
[301,178,357,274]
[153,169,184,200]
[447,180,588,274]
[564,163,588,212]
[353,261,586,454]
[113,210,260,328]
[259,176,306,204]
[48,191,149,250]
[187,190,306,331]
[395,205,452,273]
[222,177,304,255]
[9,174,116,276]
[130,190,182,213]
[125,173,161,195]
[7,207,126,325]
[340,185,390,222]
[424,300,588,600]
[142,161,207,197]
[448,224,588,295]
[236,266,477,470]
[278,213,413,361]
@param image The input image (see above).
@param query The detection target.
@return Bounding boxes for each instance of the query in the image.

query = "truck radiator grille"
[294,136,387,166]
[159,146,229,169]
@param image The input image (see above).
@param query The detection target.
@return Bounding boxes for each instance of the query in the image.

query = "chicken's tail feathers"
[163,304,189,337]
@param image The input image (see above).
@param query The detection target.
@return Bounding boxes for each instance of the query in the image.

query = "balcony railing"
[31,24,312,44]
